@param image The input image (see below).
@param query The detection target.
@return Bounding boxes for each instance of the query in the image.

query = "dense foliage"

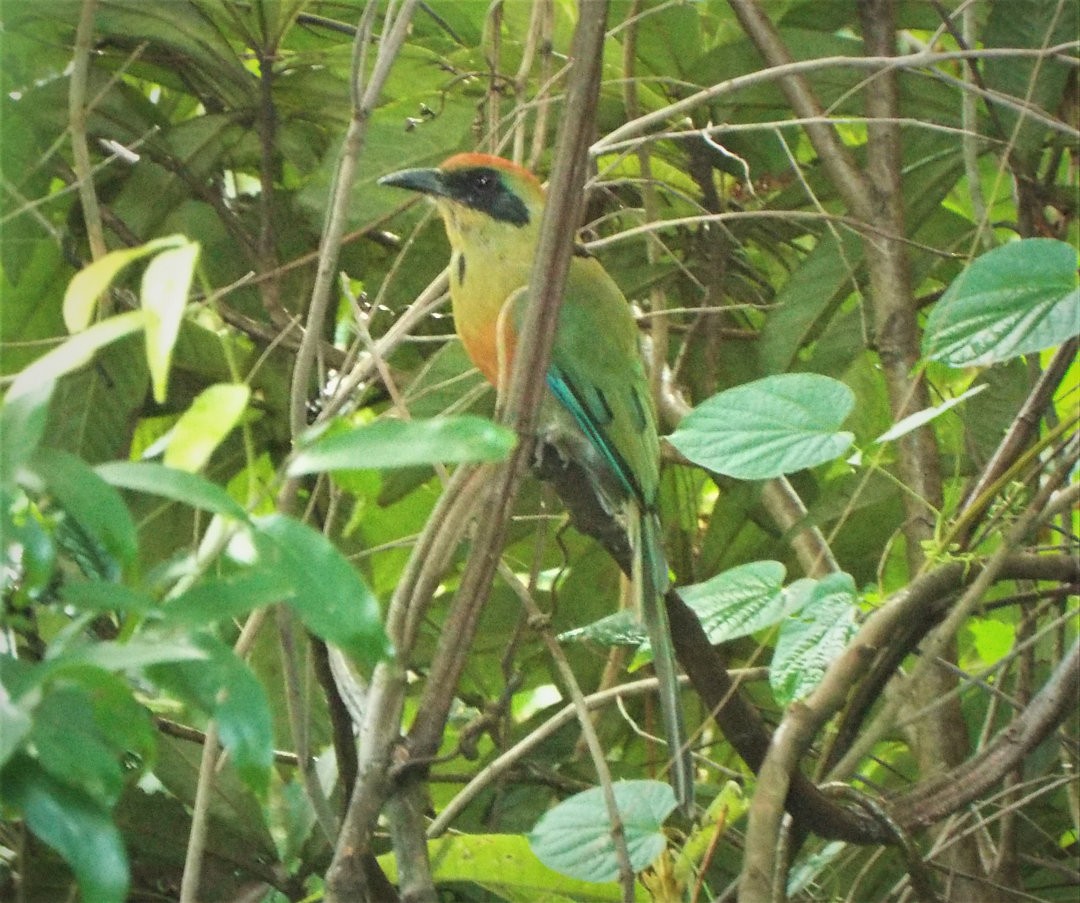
[1,1,1077,901]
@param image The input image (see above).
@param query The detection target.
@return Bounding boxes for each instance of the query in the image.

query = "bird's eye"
[473,171,495,191]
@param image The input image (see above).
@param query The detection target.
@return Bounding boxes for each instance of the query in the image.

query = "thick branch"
[890,640,1080,829]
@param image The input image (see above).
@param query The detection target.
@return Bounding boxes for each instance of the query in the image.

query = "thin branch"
[891,640,1080,830]
[68,0,108,264]
[426,669,763,837]
[958,338,1080,542]
[288,0,418,438]
[276,606,338,842]
[324,461,488,902]
[498,562,638,901]
[179,609,270,903]
[592,44,1080,156]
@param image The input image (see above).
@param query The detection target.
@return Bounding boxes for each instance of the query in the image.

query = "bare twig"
[592,44,1080,156]
[958,338,1080,542]
[498,562,638,902]
[288,0,419,438]
[276,606,338,842]
[324,461,489,902]
[179,609,270,903]
[68,0,108,265]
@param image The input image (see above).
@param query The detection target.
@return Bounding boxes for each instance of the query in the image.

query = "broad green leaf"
[43,332,149,465]
[967,618,1016,666]
[771,572,859,706]
[668,374,855,480]
[1,754,129,903]
[0,694,32,768]
[679,561,805,644]
[164,568,294,626]
[163,383,250,473]
[253,514,391,668]
[56,636,209,673]
[61,580,158,615]
[529,780,675,883]
[31,686,125,808]
[62,235,185,332]
[65,668,156,771]
[150,733,278,863]
[378,833,649,902]
[147,634,273,796]
[758,231,864,373]
[558,609,645,647]
[0,379,51,485]
[874,384,987,444]
[141,239,199,403]
[288,415,515,476]
[95,460,248,520]
[923,239,1080,367]
[5,310,146,404]
[26,448,138,572]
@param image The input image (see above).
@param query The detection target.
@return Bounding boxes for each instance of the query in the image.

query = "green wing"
[536,255,661,507]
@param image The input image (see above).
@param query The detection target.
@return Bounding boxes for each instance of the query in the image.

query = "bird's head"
[379,153,545,250]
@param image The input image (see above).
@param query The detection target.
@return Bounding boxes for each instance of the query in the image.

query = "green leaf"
[26,448,138,572]
[253,514,392,668]
[43,332,149,465]
[62,235,185,332]
[923,239,1080,367]
[874,384,988,443]
[758,231,865,373]
[983,0,1080,168]
[559,609,646,647]
[61,580,158,615]
[668,374,855,480]
[679,561,808,644]
[5,310,146,405]
[57,635,210,673]
[967,618,1016,665]
[529,780,675,883]
[163,382,250,472]
[0,378,51,485]
[1,754,129,903]
[378,833,649,902]
[164,568,294,626]
[288,415,516,476]
[770,572,859,706]
[147,634,273,796]
[95,460,248,520]
[141,239,199,403]
[31,686,125,808]
[0,693,33,769]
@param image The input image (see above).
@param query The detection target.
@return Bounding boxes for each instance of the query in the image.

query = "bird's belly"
[458,317,512,388]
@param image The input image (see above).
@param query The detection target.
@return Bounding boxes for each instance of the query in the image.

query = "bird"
[379,152,693,813]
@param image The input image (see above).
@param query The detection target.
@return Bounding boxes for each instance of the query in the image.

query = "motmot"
[380,153,693,812]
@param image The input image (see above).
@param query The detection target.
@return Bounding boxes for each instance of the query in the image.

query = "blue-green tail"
[638,510,693,815]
